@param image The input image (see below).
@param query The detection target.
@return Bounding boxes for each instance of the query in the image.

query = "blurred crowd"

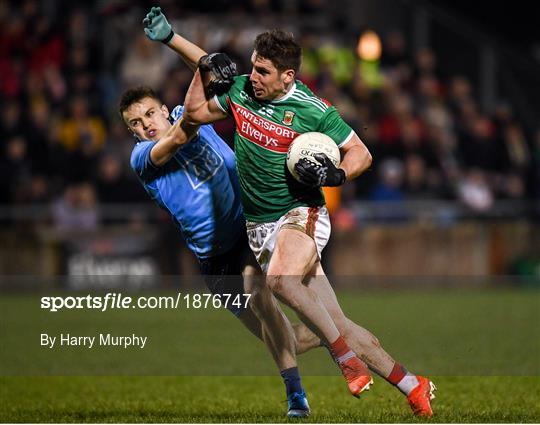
[1,0,538,231]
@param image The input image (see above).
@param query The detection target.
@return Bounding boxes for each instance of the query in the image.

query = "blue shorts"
[198,232,251,316]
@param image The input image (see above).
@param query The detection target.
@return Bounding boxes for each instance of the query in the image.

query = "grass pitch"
[1,376,539,422]
[1,288,539,422]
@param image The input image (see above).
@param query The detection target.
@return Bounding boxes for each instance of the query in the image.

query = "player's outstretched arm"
[143,6,206,71]
[150,116,200,166]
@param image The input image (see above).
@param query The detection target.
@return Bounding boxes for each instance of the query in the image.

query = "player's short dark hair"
[118,86,162,118]
[254,29,301,73]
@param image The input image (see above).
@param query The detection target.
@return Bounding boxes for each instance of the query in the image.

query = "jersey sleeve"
[130,141,159,181]
[317,106,356,148]
[170,104,184,121]
[213,93,229,114]
[213,75,247,114]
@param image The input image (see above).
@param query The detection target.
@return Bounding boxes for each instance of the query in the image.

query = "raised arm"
[167,34,207,72]
[143,6,206,71]
[150,116,200,167]
[183,68,228,124]
[143,7,233,125]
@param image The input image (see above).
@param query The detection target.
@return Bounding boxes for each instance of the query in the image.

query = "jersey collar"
[271,82,297,103]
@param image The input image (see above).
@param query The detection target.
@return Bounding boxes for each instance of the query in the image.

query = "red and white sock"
[386,362,419,395]
[329,335,356,364]
[328,336,371,379]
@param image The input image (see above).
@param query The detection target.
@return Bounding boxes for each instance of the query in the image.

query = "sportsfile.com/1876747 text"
[40,293,251,312]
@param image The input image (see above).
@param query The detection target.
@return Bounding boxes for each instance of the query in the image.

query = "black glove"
[198,53,237,98]
[294,153,346,187]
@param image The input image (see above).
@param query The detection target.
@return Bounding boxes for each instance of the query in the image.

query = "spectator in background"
[0,9,26,97]
[121,33,171,89]
[22,175,49,205]
[55,95,106,180]
[400,118,431,162]
[502,123,530,173]
[378,92,416,158]
[95,153,145,205]
[67,8,92,47]
[502,173,526,200]
[159,66,192,107]
[318,40,356,88]
[296,30,320,90]
[369,158,405,202]
[103,119,140,162]
[216,31,249,74]
[0,0,535,217]
[413,47,443,82]
[447,76,473,116]
[381,30,409,70]
[65,44,99,107]
[25,99,51,173]
[59,96,105,151]
[380,32,413,96]
[319,79,357,124]
[0,136,32,204]
[369,158,408,221]
[1,100,23,137]
[422,99,453,147]
[498,123,531,199]
[52,182,99,232]
[403,154,438,199]
[459,114,500,173]
[415,74,442,119]
[457,168,493,212]
[430,130,461,198]
[27,18,64,74]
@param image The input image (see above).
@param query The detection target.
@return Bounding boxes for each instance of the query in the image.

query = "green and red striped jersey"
[215,75,354,222]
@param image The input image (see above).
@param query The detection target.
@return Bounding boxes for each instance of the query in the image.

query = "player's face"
[249,51,295,101]
[123,97,170,141]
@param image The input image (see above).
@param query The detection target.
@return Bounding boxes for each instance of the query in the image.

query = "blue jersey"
[130,105,245,259]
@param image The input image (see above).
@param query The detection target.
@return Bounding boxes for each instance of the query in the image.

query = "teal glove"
[143,6,174,44]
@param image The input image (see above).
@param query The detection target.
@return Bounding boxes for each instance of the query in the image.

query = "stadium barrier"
[0,200,538,278]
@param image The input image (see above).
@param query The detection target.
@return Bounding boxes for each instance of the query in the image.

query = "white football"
[287,132,341,182]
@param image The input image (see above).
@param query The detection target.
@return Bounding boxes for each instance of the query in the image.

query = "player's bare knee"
[249,288,275,316]
[266,274,286,295]
[248,289,263,313]
[266,275,304,311]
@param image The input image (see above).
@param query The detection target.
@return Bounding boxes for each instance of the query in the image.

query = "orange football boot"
[407,376,437,416]
[340,356,374,397]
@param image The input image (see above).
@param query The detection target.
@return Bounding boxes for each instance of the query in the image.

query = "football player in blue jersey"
[120,85,315,418]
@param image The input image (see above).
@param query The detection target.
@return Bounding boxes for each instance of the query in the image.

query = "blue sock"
[280,367,303,396]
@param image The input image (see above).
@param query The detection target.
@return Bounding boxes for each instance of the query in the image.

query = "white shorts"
[246,206,331,274]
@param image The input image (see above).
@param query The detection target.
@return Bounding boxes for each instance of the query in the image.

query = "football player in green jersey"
[145,6,436,416]
[185,31,380,399]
